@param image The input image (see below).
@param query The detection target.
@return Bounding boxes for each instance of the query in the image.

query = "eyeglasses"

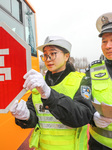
[40,51,62,62]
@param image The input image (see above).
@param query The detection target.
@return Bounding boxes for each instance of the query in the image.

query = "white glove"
[23,69,51,99]
[93,111,112,128]
[10,99,30,120]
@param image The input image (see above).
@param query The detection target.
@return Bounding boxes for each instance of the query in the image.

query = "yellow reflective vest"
[89,60,112,148]
[29,72,88,150]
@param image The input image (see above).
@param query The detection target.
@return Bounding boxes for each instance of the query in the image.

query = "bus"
[0,0,39,149]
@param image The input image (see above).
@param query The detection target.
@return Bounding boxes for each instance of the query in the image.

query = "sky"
[28,0,112,63]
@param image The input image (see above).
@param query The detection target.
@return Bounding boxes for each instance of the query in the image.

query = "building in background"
[70,57,89,73]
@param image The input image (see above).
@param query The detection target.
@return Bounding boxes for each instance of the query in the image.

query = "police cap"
[96,12,112,37]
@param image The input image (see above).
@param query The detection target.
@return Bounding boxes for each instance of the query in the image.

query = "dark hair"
[66,60,75,71]
[54,45,75,71]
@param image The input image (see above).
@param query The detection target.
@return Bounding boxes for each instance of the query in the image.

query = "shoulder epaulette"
[85,60,102,72]
[89,60,102,67]
[85,60,103,73]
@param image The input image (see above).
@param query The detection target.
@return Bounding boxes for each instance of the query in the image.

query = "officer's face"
[43,46,69,74]
[101,33,112,60]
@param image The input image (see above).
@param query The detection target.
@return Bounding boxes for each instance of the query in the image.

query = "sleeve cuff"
[41,89,61,109]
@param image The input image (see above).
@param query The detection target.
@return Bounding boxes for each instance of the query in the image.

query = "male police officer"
[89,12,112,150]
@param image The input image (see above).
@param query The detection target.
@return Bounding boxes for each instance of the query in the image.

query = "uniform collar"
[105,58,112,65]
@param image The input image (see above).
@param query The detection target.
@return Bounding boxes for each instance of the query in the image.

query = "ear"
[65,53,70,62]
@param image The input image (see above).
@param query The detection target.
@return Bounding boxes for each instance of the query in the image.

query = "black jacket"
[15,63,95,128]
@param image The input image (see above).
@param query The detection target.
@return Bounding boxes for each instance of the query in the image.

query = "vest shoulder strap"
[90,60,109,80]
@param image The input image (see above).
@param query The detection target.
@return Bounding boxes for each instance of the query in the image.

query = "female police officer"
[10,36,95,150]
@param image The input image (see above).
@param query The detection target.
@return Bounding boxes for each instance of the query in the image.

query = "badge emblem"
[81,86,91,99]
[94,73,106,77]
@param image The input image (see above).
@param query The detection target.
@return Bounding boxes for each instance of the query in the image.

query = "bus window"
[12,0,23,22]
[1,0,11,12]
[0,8,24,40]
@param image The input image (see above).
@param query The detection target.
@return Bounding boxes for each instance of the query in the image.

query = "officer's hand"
[10,99,30,120]
[93,111,112,128]
[23,69,51,99]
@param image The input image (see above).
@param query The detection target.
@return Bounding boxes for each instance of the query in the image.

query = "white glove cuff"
[41,86,51,99]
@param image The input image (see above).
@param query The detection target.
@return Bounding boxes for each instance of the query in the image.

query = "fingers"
[95,111,112,123]
[23,69,38,79]
[97,121,111,128]
[23,74,37,87]
[94,111,112,128]
[10,99,30,120]
[23,70,44,91]
[10,100,19,114]
[100,116,112,123]
[16,100,26,115]
[10,99,25,115]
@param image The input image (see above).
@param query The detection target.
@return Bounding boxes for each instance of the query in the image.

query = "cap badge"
[101,16,109,25]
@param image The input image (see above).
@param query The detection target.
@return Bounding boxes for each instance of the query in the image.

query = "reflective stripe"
[40,138,75,145]
[38,116,59,122]
[90,65,105,72]
[91,126,112,138]
[41,129,76,135]
[40,123,72,129]
[79,125,88,150]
